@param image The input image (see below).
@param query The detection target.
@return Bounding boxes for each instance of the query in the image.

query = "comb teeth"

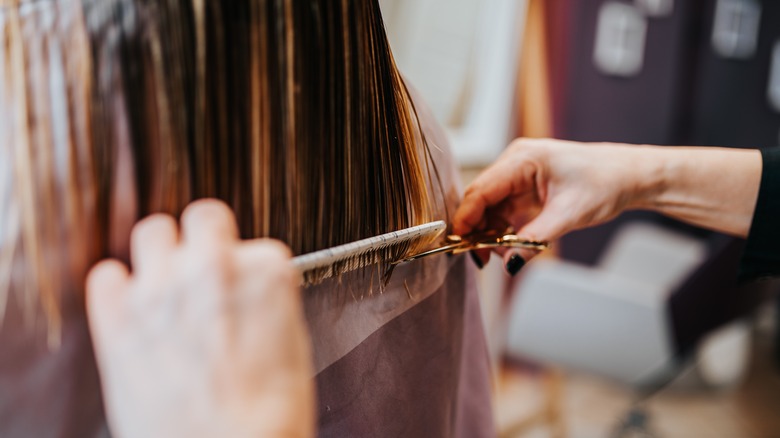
[293,220,446,286]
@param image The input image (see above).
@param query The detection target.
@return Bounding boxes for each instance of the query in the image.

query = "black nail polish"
[506,255,525,276]
[469,251,484,269]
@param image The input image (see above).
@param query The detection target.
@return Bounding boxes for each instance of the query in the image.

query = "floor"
[494,329,780,438]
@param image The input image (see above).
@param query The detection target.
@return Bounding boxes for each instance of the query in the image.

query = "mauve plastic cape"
[0,63,494,438]
[304,97,495,437]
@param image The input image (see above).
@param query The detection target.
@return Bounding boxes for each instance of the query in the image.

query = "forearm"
[634,146,762,237]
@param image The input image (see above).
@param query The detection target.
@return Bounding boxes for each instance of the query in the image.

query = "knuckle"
[509,137,538,153]
[513,138,551,158]
[509,138,526,151]
[200,241,233,267]
[463,184,479,199]
[465,177,490,199]
[257,239,294,260]
[134,214,176,240]
[87,260,119,288]
[182,198,232,226]
[255,242,298,284]
[187,244,235,284]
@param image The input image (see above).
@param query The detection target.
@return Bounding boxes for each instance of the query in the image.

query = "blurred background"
[379,0,780,436]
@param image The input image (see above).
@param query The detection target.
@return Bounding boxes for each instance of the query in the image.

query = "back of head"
[0,0,442,342]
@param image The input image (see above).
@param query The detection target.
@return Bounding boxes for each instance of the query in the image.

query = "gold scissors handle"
[396,229,550,264]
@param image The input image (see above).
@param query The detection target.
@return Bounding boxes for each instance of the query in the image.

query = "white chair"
[506,223,709,387]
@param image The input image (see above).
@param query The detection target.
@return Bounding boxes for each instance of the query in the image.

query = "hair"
[0,0,443,344]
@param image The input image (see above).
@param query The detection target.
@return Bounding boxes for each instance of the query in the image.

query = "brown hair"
[0,0,442,343]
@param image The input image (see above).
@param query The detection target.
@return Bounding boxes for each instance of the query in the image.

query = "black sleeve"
[739,147,780,283]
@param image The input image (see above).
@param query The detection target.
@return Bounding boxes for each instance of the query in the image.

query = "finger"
[130,214,178,275]
[235,239,295,283]
[241,238,293,258]
[517,202,576,243]
[469,249,490,269]
[86,259,131,338]
[454,161,516,236]
[234,239,300,306]
[493,193,540,231]
[180,199,239,248]
[454,157,538,236]
[502,249,540,276]
[465,193,538,269]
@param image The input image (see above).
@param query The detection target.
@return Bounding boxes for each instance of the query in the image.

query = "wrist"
[624,145,671,211]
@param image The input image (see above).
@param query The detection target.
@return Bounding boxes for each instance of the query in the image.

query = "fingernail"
[506,254,525,276]
[469,251,484,269]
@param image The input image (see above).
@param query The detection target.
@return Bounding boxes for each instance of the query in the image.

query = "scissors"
[396,228,550,264]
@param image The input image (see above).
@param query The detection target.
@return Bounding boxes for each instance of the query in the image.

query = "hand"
[87,199,314,438]
[454,139,663,273]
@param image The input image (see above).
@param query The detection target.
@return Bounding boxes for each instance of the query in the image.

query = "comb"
[292,220,550,286]
[293,220,447,286]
